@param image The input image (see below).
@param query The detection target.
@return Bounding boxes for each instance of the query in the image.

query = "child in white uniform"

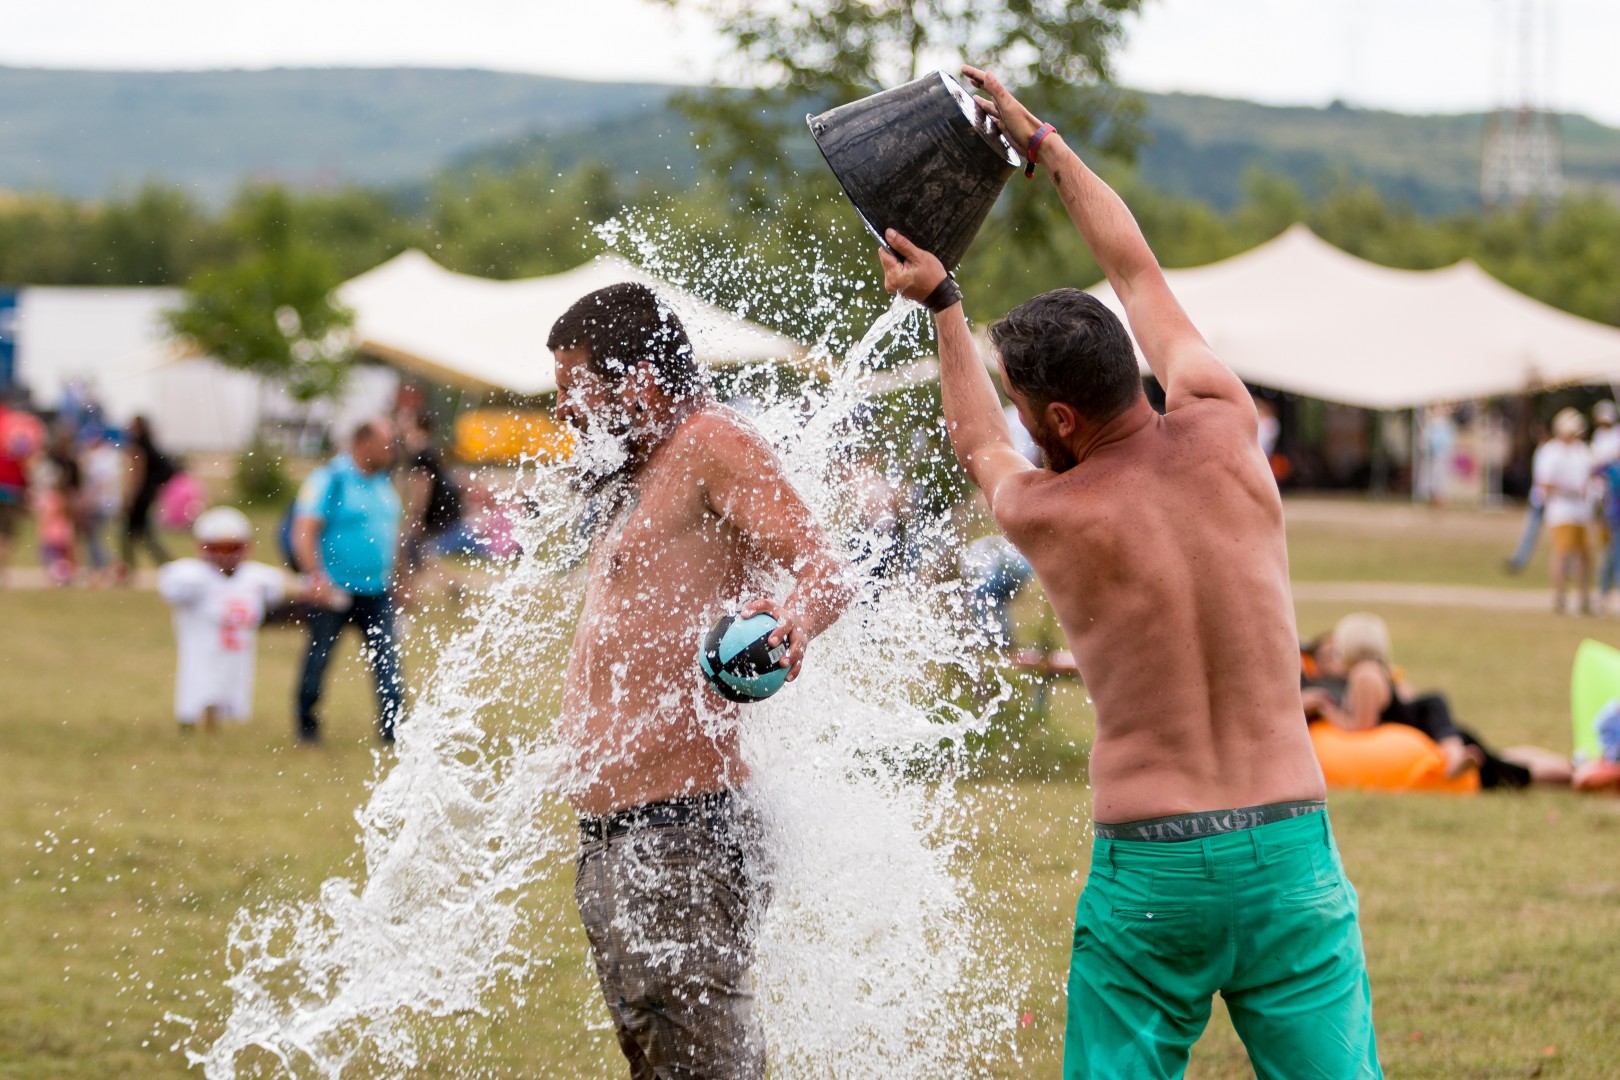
[157,507,294,732]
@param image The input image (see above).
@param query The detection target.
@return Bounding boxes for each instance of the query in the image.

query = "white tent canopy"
[1084,224,1620,410]
[12,286,396,453]
[337,250,807,396]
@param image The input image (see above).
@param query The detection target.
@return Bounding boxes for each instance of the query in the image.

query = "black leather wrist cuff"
[923,274,963,314]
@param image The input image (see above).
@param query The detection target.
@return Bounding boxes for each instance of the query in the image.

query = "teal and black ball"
[699,613,789,703]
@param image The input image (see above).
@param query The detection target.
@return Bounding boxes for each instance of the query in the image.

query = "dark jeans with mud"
[574,792,772,1080]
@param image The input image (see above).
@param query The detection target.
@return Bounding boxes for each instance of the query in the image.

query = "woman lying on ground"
[1301,612,1570,788]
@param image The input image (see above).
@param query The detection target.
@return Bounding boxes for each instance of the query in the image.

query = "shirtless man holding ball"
[877,68,1381,1078]
[547,282,851,1080]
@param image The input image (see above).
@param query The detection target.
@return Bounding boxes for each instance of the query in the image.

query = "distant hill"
[0,67,672,202]
[1135,94,1620,213]
[2,66,1618,214]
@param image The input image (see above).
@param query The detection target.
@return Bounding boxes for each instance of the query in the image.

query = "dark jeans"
[1387,693,1530,789]
[574,793,772,1080]
[297,592,405,739]
[1507,501,1544,571]
[121,494,170,567]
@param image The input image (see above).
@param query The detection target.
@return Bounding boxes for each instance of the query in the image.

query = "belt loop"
[1320,806,1331,845]
[1202,840,1215,879]
[1249,827,1268,867]
[1104,839,1115,874]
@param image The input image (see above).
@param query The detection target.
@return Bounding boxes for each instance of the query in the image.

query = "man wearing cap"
[875,66,1380,1079]
[291,418,406,742]
[157,507,298,733]
[1534,407,1595,614]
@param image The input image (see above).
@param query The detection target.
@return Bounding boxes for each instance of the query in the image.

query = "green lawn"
[1283,497,1554,589]
[4,499,1620,1078]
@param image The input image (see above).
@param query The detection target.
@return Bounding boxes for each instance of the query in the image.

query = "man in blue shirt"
[291,418,405,743]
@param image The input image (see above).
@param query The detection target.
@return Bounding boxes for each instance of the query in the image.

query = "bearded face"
[1027,410,1077,473]
[554,349,640,492]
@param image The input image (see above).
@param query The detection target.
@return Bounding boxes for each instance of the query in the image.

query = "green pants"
[1065,809,1381,1079]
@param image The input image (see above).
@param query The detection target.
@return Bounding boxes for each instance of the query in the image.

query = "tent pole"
[1368,409,1388,496]
[1410,407,1422,504]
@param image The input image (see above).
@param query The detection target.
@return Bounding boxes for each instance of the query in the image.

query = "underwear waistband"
[1093,799,1326,843]
[579,789,736,844]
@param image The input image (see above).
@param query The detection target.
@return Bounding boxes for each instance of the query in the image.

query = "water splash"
[182,205,1026,1077]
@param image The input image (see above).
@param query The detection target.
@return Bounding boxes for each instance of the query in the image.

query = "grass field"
[4,497,1620,1078]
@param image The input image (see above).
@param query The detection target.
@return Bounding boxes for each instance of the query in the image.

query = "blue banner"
[0,289,16,389]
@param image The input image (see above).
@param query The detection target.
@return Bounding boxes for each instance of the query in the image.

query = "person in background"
[42,425,86,583]
[34,473,77,586]
[960,533,1034,650]
[1505,420,1550,575]
[1422,404,1457,506]
[1302,613,1544,786]
[291,418,405,744]
[396,412,464,612]
[157,507,296,733]
[120,415,176,578]
[0,396,43,584]
[1534,407,1594,615]
[1592,441,1620,616]
[80,429,125,585]
[1589,401,1620,603]
[1590,401,1620,467]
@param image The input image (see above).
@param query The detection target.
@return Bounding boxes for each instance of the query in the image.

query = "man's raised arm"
[697,413,853,680]
[878,230,1035,509]
[963,66,1249,415]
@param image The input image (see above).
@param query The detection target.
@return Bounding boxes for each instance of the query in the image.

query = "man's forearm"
[786,552,854,641]
[936,307,1013,480]
[293,522,325,578]
[1042,136,1159,298]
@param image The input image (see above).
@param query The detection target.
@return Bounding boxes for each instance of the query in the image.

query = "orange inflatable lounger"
[1308,721,1481,794]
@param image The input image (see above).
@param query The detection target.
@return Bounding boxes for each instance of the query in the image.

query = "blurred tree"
[166,186,354,404]
[88,185,210,284]
[425,159,630,278]
[650,0,1150,340]
[0,193,100,283]
[656,0,1147,202]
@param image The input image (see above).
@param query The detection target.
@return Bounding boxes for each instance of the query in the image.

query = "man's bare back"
[994,393,1324,823]
[876,68,1325,827]
[874,69,1374,1078]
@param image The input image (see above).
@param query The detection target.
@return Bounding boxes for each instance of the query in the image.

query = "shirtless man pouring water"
[877,68,1381,1079]
[547,282,851,1079]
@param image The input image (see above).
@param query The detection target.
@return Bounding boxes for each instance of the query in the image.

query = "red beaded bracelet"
[1024,123,1057,179]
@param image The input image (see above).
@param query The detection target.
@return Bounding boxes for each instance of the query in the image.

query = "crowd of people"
[0,388,193,586]
[1507,400,1620,614]
[1,385,502,746]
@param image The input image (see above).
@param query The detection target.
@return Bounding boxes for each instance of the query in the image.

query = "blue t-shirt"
[294,455,401,596]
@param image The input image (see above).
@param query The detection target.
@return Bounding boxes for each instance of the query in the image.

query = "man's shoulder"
[682,404,763,441]
[671,406,774,467]
[294,461,339,514]
[990,467,1082,538]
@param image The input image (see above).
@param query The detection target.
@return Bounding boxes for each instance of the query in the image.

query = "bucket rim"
[806,111,891,250]
[931,70,1022,168]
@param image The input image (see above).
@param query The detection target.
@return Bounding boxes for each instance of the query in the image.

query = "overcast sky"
[5,0,1618,125]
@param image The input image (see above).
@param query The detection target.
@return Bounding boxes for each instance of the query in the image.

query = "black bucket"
[808,71,1022,271]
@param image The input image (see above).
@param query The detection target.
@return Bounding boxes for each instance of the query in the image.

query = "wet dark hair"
[989,288,1142,424]
[546,282,702,398]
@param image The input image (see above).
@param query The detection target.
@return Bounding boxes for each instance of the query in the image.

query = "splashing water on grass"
[182,209,1027,1078]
